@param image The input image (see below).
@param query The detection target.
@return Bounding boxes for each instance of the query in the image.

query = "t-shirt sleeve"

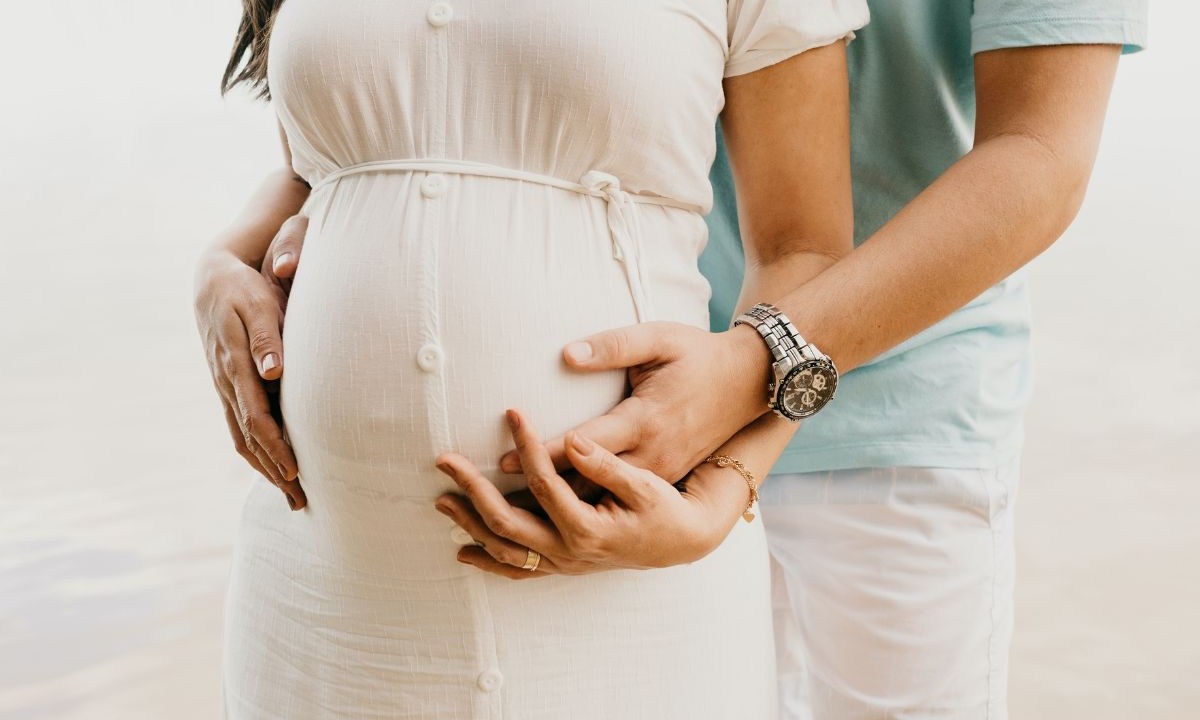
[971,0,1149,55]
[725,0,870,78]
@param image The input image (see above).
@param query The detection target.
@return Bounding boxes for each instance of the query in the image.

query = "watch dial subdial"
[781,361,837,418]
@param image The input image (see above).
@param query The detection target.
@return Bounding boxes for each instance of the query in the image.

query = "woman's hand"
[193,224,307,509]
[434,409,749,579]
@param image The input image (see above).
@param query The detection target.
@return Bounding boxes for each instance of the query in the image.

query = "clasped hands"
[431,316,773,577]
[197,212,773,578]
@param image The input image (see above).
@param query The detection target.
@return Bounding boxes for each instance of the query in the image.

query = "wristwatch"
[734,303,838,421]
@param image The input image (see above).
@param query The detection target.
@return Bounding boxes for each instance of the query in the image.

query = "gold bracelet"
[703,454,759,523]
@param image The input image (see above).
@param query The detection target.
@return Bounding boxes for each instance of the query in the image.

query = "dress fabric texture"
[220,1,867,718]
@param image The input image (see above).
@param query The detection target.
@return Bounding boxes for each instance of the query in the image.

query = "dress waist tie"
[307,159,701,323]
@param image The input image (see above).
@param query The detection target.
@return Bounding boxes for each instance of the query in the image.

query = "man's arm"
[771,43,1121,372]
[516,43,1123,482]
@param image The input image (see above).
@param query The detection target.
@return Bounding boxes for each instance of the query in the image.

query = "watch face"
[779,360,837,419]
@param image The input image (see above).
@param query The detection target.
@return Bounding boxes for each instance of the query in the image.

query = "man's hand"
[436,409,748,579]
[193,213,309,509]
[498,322,770,483]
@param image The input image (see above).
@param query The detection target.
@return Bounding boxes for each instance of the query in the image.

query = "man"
[196,1,1146,716]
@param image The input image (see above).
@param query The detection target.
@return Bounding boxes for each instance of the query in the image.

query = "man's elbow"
[1012,131,1100,239]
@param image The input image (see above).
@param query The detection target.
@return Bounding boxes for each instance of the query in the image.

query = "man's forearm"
[211,167,311,268]
[770,133,1093,372]
[694,133,1092,506]
[759,44,1120,373]
[682,253,837,516]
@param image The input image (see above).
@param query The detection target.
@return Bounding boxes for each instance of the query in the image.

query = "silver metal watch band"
[737,303,817,371]
[735,302,839,421]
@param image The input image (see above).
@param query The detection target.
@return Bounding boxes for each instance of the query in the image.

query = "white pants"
[761,459,1020,720]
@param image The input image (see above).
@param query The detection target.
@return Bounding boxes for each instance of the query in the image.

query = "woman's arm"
[436,41,855,576]
[193,123,311,509]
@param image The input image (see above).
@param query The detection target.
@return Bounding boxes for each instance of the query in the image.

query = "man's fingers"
[562,321,678,371]
[564,432,655,508]
[505,410,594,532]
[267,214,309,281]
[498,405,639,474]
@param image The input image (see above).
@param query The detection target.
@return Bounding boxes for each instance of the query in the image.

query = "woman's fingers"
[213,364,281,486]
[222,314,299,481]
[222,366,291,496]
[505,410,594,532]
[221,401,272,480]
[236,298,285,383]
[563,431,654,508]
[223,377,306,510]
[436,494,549,570]
[434,452,567,556]
[499,406,639,474]
[456,545,555,579]
[265,214,309,283]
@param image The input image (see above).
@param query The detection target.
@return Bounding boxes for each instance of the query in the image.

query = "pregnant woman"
[205,0,865,717]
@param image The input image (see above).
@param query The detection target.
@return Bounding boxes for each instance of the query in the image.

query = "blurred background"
[1,2,1196,718]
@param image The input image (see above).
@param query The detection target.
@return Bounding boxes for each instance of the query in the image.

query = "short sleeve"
[971,0,1149,55]
[725,0,870,78]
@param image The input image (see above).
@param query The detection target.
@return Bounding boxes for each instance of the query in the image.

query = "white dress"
[220,1,867,718]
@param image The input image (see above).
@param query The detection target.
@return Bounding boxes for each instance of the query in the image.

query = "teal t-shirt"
[702,0,1147,473]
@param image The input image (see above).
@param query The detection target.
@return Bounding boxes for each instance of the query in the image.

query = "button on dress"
[220,1,868,718]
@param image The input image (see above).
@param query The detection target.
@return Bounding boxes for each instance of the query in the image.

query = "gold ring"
[521,549,541,572]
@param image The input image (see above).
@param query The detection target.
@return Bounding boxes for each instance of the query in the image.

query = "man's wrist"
[725,323,773,423]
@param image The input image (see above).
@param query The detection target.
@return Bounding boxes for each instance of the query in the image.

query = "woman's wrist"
[209,167,311,269]
[684,462,757,540]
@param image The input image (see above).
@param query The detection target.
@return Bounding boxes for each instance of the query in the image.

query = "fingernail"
[565,341,593,364]
[499,454,519,473]
[435,460,452,475]
[272,252,293,273]
[261,353,280,373]
[286,494,298,510]
[570,433,593,456]
[434,501,452,517]
[505,410,520,431]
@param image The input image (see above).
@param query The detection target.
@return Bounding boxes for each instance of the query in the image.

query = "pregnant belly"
[277,175,708,571]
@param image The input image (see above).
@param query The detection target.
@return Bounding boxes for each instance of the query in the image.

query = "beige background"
[1,2,1196,718]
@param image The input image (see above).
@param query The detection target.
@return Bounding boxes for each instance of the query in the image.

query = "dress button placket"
[416,343,443,373]
[427,2,453,27]
[421,173,446,199]
[476,669,503,693]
